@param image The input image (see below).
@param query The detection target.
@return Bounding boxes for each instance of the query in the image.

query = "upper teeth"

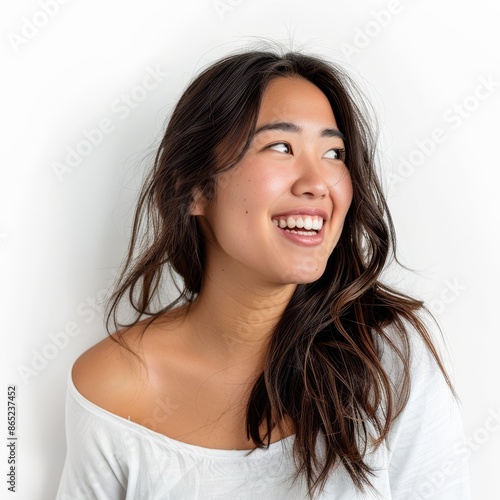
[272,215,324,231]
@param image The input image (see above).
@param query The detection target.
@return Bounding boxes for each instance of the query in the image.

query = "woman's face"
[194,76,353,286]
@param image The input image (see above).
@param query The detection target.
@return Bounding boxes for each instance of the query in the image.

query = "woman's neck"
[184,264,297,374]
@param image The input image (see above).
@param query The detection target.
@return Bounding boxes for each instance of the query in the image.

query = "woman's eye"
[323,148,346,161]
[268,142,291,154]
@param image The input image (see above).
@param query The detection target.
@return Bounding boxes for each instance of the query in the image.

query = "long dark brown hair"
[105,44,454,498]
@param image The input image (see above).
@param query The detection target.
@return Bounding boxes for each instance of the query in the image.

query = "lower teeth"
[284,229,317,236]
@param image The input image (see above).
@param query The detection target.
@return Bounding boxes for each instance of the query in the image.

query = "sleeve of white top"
[384,327,471,499]
[55,377,128,500]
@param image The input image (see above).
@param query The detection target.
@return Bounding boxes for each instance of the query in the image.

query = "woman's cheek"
[330,168,353,213]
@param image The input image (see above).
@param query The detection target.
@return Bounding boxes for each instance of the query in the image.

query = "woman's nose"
[290,156,330,199]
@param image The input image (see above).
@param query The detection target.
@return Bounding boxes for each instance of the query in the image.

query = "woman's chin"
[278,266,327,285]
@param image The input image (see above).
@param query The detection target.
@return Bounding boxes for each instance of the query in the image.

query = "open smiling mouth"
[272,215,324,237]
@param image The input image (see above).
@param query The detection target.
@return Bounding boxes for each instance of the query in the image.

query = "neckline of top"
[67,363,296,459]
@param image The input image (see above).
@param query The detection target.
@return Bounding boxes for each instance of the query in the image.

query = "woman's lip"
[273,221,325,246]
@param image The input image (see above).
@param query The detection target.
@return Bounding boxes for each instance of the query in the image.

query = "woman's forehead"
[256,76,339,133]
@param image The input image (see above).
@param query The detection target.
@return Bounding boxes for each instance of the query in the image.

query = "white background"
[1,0,499,498]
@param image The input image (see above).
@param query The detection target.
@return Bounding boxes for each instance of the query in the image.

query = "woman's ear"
[190,188,208,216]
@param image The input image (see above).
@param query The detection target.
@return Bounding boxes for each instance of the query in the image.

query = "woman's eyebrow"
[253,121,345,140]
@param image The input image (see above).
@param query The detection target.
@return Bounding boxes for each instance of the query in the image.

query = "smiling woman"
[56,45,470,499]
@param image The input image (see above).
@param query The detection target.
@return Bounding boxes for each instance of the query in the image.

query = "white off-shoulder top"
[56,329,471,499]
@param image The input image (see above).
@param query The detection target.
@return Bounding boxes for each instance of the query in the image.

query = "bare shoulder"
[71,307,190,420]
[71,322,150,413]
